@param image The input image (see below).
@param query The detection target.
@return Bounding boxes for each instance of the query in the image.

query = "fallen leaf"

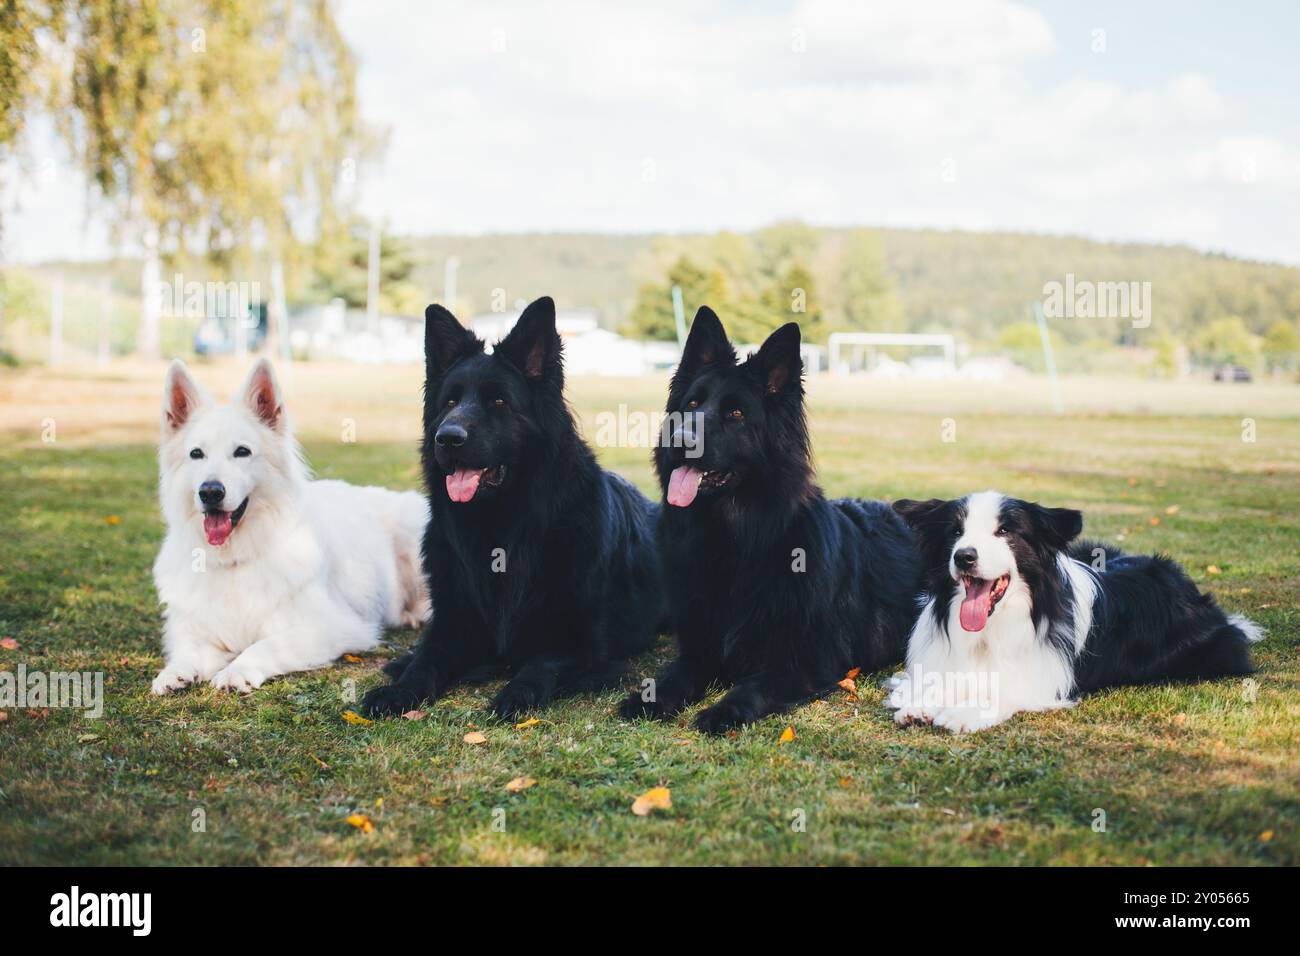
[463,731,488,745]
[1149,517,1160,526]
[345,813,374,833]
[343,654,364,663]
[1164,505,1180,515]
[375,797,384,808]
[309,753,330,769]
[1127,477,1137,486]
[778,726,796,745]
[837,777,852,788]
[672,738,692,746]
[514,717,540,730]
[400,709,427,721]
[1206,565,1222,575]
[631,786,672,816]
[845,667,861,680]
[342,710,373,726]
[77,733,101,743]
[0,638,17,651]
[1260,830,1274,843]
[0,711,7,722]
[105,515,121,526]
[837,677,857,694]
[505,776,536,793]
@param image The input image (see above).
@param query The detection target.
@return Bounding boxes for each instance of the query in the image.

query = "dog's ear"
[1025,502,1083,549]
[496,296,560,382]
[678,306,735,379]
[241,358,285,431]
[754,322,803,395]
[892,498,954,533]
[162,360,208,433]
[425,304,479,379]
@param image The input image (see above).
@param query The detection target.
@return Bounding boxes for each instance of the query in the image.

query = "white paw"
[151,668,198,695]
[210,660,266,693]
[932,707,1004,735]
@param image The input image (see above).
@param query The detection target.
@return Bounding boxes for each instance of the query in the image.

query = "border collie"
[620,308,922,733]
[360,296,664,720]
[886,490,1262,733]
[151,359,430,694]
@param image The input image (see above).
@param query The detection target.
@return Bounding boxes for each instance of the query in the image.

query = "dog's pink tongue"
[204,512,233,547]
[667,466,704,507]
[959,578,996,632]
[445,467,485,503]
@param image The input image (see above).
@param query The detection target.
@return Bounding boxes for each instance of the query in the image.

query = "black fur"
[620,308,923,734]
[893,494,1257,695]
[361,297,664,720]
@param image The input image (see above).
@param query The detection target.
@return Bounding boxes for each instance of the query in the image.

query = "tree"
[1191,316,1258,367]
[837,230,904,333]
[626,255,730,342]
[310,218,421,315]
[1262,319,1300,374]
[28,0,366,357]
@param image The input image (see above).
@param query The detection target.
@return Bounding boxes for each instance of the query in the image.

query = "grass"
[0,361,1296,865]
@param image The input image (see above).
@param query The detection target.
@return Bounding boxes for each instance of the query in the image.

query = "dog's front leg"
[210,606,377,693]
[361,604,483,718]
[694,670,813,735]
[619,655,715,721]
[491,656,582,720]
[152,636,236,695]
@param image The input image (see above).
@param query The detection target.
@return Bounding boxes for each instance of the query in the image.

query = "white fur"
[885,491,1098,734]
[1228,613,1265,643]
[151,359,431,694]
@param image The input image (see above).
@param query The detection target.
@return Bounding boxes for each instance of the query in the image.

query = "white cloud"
[4,0,1298,265]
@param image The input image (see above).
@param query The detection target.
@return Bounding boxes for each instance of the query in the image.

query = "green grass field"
[0,363,1296,865]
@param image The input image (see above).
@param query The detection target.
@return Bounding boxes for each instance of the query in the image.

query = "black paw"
[360,683,425,719]
[492,681,546,722]
[694,698,755,735]
[382,652,414,679]
[618,692,657,721]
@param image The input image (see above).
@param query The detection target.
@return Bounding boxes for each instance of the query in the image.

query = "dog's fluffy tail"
[1228,612,1265,643]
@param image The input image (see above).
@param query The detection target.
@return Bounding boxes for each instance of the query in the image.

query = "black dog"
[362,297,663,720]
[620,308,922,733]
[884,491,1261,733]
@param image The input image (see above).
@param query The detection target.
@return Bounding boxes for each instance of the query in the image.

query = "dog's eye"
[996,525,1010,536]
[686,399,700,410]
[189,448,204,460]
[233,446,252,458]
[491,398,506,409]
[728,408,743,420]
[445,399,457,408]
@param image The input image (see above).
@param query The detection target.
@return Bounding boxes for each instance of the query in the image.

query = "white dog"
[151,358,431,694]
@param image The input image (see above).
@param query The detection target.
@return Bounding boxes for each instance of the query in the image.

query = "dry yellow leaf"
[1149,517,1160,526]
[837,677,857,694]
[505,776,537,793]
[342,710,373,726]
[778,726,796,745]
[631,786,672,816]
[845,667,861,680]
[401,709,427,721]
[463,731,488,745]
[1206,565,1222,575]
[309,753,329,769]
[1165,505,1180,515]
[837,777,852,788]
[514,717,541,730]
[0,637,17,650]
[105,515,121,525]
[345,813,374,833]
[343,654,364,663]
[1260,830,1274,843]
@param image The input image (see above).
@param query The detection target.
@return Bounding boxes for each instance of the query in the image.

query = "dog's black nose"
[435,423,468,447]
[954,547,978,571]
[198,481,226,508]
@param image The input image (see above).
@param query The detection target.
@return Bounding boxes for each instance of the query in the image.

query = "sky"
[5,0,1299,264]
